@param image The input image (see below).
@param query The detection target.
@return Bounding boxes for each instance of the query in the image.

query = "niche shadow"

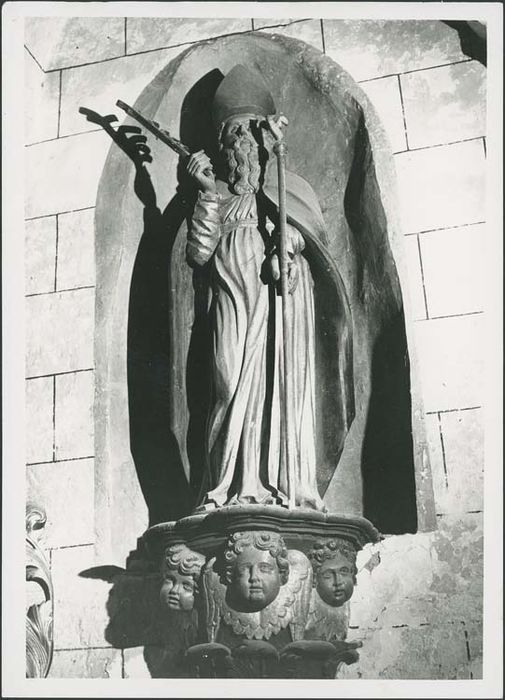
[343,111,417,534]
[81,69,224,527]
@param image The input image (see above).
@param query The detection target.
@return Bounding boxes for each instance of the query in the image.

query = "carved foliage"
[26,504,53,678]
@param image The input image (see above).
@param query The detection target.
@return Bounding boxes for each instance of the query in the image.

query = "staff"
[267,115,296,509]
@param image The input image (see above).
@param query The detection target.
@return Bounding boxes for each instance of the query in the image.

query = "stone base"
[138,506,379,678]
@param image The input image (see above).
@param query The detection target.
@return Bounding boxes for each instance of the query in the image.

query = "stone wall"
[24,17,485,679]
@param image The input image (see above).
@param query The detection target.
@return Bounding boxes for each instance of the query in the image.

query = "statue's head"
[220,530,289,613]
[212,65,275,195]
[309,539,358,607]
[160,544,206,611]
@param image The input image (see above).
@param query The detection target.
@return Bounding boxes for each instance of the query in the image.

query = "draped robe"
[171,167,355,509]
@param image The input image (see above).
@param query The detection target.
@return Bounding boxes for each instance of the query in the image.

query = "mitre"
[212,64,276,129]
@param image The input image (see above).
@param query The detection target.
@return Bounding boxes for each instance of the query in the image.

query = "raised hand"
[186,150,216,195]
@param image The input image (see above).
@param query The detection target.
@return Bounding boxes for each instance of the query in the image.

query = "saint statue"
[182,65,355,511]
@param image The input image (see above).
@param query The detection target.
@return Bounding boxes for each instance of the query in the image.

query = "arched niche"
[94,32,436,565]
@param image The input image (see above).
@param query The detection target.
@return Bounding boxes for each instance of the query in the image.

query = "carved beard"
[223,134,261,195]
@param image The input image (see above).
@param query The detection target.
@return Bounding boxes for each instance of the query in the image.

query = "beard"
[222,134,261,195]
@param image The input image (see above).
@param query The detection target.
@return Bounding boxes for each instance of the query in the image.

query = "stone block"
[322,20,467,82]
[48,648,122,678]
[429,512,483,623]
[25,17,125,71]
[51,545,113,649]
[26,288,94,377]
[413,313,484,412]
[126,17,251,54]
[341,623,470,679]
[26,459,94,548]
[24,51,59,144]
[25,131,110,219]
[420,224,485,318]
[25,376,53,464]
[351,534,434,629]
[59,46,181,137]
[25,216,56,297]
[55,370,94,460]
[402,234,427,320]
[439,408,483,513]
[395,140,486,234]
[57,209,96,290]
[423,413,448,515]
[465,620,483,679]
[401,61,486,150]
[254,19,324,51]
[358,76,407,153]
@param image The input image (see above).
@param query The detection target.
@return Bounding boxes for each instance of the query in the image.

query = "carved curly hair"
[162,544,206,581]
[308,538,358,584]
[219,530,290,586]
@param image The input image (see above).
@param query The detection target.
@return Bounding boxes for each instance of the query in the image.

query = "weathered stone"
[420,224,485,318]
[25,17,125,71]
[25,216,57,296]
[465,620,483,679]
[358,76,407,153]
[26,288,94,377]
[48,647,122,678]
[413,314,484,412]
[25,131,110,219]
[322,20,467,82]
[402,235,427,320]
[423,413,448,515]
[126,18,252,54]
[341,623,470,679]
[350,534,434,629]
[51,545,113,649]
[57,209,96,291]
[25,376,53,464]
[59,47,181,137]
[401,61,486,149]
[440,409,483,513]
[55,370,94,460]
[24,51,59,144]
[255,20,324,51]
[26,459,94,547]
[395,140,486,234]
[428,513,483,622]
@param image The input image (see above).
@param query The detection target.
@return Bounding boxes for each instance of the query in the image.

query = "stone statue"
[160,543,205,611]
[308,538,357,607]
[181,64,355,511]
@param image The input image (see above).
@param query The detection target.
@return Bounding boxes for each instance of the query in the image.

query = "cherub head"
[308,539,358,607]
[220,531,290,613]
[160,544,206,612]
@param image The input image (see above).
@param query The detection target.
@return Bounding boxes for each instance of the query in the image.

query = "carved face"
[160,571,196,611]
[315,552,355,607]
[227,546,281,612]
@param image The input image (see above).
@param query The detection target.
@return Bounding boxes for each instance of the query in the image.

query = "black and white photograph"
[2,2,503,697]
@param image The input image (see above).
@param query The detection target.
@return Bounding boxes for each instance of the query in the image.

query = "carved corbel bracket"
[26,503,53,678]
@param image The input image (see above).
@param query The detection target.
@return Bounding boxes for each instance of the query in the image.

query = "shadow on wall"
[79,564,197,677]
[443,20,487,66]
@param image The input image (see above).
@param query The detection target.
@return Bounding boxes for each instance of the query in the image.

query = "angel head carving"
[219,531,290,613]
[308,539,357,608]
[160,544,206,611]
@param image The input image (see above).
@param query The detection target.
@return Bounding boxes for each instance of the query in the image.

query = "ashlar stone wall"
[24,17,485,679]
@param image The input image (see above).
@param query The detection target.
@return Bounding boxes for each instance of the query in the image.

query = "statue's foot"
[297,497,327,512]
